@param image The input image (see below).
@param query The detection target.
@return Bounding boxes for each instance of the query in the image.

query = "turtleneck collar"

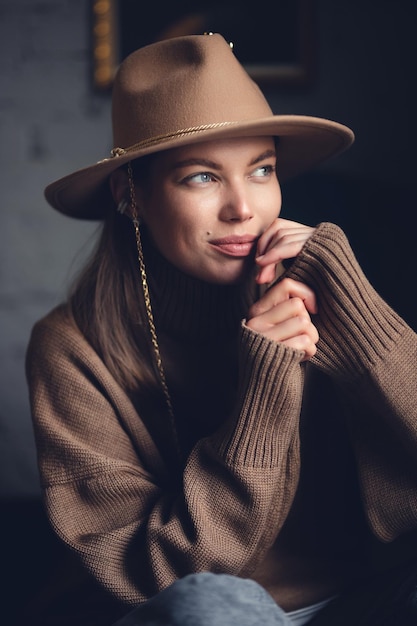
[140,228,259,341]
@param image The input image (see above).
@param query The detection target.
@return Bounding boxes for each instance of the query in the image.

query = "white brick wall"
[0,0,110,496]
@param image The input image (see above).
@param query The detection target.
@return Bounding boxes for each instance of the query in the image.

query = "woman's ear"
[109,168,129,206]
[109,166,146,220]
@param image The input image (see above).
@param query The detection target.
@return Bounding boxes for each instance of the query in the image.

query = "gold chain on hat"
[109,121,238,159]
[127,162,183,463]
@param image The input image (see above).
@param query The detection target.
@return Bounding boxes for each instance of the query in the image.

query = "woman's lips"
[209,235,257,257]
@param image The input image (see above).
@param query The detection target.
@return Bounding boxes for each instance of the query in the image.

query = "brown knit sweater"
[26,222,417,624]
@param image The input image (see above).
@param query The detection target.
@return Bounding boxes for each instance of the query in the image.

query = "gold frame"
[91,0,316,92]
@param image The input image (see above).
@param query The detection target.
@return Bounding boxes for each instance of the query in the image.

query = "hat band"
[109,121,240,158]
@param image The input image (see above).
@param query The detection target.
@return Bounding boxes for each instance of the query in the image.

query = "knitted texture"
[26,223,417,623]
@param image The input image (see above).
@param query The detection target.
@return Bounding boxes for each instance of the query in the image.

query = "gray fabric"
[113,573,291,626]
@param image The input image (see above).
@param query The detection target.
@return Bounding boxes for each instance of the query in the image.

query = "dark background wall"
[0,0,416,498]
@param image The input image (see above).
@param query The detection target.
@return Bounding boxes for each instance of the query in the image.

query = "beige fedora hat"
[45,33,354,220]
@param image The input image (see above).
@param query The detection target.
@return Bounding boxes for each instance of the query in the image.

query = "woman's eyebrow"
[171,158,220,170]
[249,149,277,165]
[171,149,277,171]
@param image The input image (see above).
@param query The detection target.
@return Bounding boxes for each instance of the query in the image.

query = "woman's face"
[137,136,282,284]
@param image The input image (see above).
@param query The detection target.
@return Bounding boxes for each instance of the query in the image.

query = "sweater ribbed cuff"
[285,222,407,380]
[215,324,304,468]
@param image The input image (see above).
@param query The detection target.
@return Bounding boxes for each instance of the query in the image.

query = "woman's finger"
[250,278,318,318]
[246,299,319,360]
[255,219,315,285]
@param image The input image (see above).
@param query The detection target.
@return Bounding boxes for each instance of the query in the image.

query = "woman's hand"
[249,219,318,360]
[255,218,316,285]
[246,278,319,360]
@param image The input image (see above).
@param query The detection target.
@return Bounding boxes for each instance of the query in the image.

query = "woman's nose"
[219,187,254,222]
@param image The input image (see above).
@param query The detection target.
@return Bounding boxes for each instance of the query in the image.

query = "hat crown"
[111,34,273,149]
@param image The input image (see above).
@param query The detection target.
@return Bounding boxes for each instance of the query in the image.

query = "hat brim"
[45,115,354,220]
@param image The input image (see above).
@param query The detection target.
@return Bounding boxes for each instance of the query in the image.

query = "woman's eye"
[252,164,275,177]
[187,172,214,184]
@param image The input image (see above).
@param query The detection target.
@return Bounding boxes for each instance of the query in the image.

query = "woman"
[26,34,417,625]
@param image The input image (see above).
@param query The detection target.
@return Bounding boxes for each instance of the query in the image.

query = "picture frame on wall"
[91,0,316,92]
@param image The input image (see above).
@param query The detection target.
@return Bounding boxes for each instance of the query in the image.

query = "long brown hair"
[68,206,156,392]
